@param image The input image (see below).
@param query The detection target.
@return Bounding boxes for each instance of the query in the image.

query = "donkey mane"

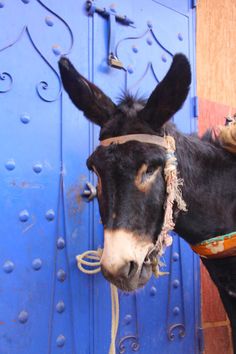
[116,92,147,107]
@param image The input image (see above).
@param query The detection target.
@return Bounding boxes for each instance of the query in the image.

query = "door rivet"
[3,260,14,273]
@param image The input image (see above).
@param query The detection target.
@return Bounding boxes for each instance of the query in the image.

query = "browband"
[100,134,168,149]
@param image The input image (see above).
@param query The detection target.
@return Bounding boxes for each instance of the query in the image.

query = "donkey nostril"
[127,261,138,278]
[116,261,138,279]
[101,260,138,281]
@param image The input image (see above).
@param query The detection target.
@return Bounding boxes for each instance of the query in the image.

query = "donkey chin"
[100,229,155,292]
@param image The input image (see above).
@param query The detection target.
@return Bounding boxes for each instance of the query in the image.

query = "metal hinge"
[197,327,205,353]
[192,95,199,118]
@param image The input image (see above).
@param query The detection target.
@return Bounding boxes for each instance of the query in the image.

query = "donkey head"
[59,54,191,291]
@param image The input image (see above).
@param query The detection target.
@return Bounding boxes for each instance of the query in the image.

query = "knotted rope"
[76,250,119,354]
[75,134,187,353]
[150,135,187,277]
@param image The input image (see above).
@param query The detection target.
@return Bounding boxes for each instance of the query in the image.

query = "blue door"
[0,1,200,353]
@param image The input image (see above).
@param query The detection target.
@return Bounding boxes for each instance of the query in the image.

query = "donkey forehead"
[87,142,166,172]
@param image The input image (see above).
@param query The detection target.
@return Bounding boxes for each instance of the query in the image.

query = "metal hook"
[82,182,97,202]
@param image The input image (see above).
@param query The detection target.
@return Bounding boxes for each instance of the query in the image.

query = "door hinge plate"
[198,327,205,353]
[191,0,198,8]
[192,95,199,118]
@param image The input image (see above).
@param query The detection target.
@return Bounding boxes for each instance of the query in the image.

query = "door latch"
[86,1,134,26]
[86,0,134,69]
[82,182,97,202]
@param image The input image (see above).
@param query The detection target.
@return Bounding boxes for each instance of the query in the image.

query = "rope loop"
[76,249,119,354]
[76,250,102,274]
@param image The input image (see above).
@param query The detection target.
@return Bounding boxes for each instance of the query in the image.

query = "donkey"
[59,54,236,351]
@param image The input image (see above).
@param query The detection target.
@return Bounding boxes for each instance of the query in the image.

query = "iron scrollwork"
[0,0,74,101]
[0,72,13,93]
[166,235,186,342]
[167,323,186,341]
[115,26,174,91]
[35,0,74,102]
[118,335,140,353]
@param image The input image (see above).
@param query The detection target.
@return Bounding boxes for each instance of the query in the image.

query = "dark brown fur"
[59,54,236,352]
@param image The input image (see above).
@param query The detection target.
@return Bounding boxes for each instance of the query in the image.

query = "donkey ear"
[139,54,191,130]
[59,57,117,127]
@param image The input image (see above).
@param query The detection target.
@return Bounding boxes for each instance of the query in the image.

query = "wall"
[197,0,236,353]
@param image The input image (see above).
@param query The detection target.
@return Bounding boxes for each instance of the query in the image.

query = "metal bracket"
[86,1,134,26]
[192,95,199,118]
[197,327,205,353]
[82,181,97,202]
[108,13,123,69]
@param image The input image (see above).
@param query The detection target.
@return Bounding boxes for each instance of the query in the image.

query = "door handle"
[82,182,97,201]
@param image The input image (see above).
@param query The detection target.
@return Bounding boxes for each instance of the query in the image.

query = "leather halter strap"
[100,134,168,149]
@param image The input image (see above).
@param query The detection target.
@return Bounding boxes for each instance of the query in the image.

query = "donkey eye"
[141,165,159,184]
[135,163,161,192]
[145,165,156,176]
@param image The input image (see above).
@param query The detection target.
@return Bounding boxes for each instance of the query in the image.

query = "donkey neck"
[171,129,236,244]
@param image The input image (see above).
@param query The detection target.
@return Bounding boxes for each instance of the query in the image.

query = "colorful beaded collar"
[191,232,236,259]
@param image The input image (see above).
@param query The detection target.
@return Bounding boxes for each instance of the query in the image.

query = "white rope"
[76,250,119,354]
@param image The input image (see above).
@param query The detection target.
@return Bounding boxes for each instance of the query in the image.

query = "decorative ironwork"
[0,72,13,93]
[37,0,74,55]
[116,26,173,66]
[150,27,173,57]
[128,62,159,91]
[115,25,174,91]
[167,323,185,341]
[119,335,140,353]
[166,235,186,341]
[0,0,74,101]
[24,26,62,102]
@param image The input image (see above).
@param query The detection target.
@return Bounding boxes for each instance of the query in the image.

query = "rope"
[152,135,187,277]
[76,250,119,354]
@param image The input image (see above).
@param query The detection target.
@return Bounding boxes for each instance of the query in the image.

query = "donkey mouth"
[100,229,156,292]
[102,264,153,292]
[122,248,158,291]
[101,254,154,292]
[137,263,153,288]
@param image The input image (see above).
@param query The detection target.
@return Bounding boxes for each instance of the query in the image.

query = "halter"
[76,133,187,354]
[100,134,168,149]
[100,133,187,276]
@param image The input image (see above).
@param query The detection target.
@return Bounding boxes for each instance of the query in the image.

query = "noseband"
[100,134,168,149]
[100,134,187,277]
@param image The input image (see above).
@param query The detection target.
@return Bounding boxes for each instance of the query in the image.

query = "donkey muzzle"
[100,229,154,291]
